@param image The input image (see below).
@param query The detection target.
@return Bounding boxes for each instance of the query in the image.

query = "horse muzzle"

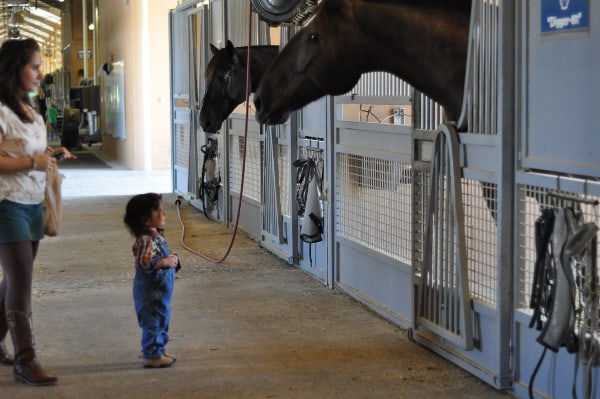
[254,95,291,125]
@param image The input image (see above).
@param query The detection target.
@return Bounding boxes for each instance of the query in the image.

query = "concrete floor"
[0,160,514,398]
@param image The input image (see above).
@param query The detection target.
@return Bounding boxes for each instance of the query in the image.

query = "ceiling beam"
[31,0,65,11]
[23,14,60,35]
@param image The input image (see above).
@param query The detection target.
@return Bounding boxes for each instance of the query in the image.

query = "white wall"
[97,0,179,170]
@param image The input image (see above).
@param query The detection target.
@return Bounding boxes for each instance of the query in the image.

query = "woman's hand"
[31,152,53,171]
[47,146,77,162]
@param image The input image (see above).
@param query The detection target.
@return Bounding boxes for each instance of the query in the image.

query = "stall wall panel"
[227,116,262,238]
[296,96,330,282]
[334,119,414,325]
[170,6,193,196]
[523,0,600,177]
[336,240,413,327]
[514,2,600,398]
[514,312,599,399]
[171,9,190,99]
[407,0,516,388]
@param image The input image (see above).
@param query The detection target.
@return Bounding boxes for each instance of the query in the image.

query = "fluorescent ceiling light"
[6,1,29,6]
[28,7,61,24]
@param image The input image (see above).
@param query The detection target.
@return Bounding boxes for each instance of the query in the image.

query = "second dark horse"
[254,0,472,125]
[199,40,279,133]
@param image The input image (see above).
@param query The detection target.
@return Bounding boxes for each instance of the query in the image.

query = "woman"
[0,38,75,386]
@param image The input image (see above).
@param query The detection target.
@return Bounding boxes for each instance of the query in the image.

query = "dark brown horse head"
[254,0,363,125]
[200,40,248,133]
[254,0,471,125]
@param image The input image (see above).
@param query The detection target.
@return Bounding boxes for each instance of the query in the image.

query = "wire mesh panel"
[463,179,498,306]
[228,134,261,203]
[414,175,499,307]
[336,153,413,264]
[173,122,190,171]
[417,126,473,350]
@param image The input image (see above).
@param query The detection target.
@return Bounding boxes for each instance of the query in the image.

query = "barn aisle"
[0,195,512,399]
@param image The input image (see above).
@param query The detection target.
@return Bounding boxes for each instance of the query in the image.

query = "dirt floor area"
[0,194,513,398]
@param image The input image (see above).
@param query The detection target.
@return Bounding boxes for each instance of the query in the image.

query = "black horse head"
[199,40,248,133]
[200,40,279,133]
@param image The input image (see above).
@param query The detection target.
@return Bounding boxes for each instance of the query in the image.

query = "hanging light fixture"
[8,9,25,28]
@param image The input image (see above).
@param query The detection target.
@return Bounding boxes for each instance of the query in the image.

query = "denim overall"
[133,239,175,359]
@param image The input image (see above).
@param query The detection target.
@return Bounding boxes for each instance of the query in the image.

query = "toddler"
[123,193,181,368]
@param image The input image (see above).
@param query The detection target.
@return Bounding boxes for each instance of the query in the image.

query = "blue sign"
[541,0,589,33]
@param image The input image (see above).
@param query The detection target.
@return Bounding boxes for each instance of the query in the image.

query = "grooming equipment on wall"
[198,137,221,220]
[528,198,599,399]
[294,156,324,243]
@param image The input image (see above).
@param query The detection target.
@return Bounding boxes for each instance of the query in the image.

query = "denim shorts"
[0,200,44,244]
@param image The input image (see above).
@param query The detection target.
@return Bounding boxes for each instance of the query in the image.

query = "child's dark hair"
[124,193,163,237]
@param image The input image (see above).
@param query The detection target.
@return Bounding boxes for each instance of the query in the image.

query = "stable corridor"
[0,191,511,398]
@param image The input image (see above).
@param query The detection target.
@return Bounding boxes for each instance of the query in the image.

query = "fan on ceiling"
[250,0,318,26]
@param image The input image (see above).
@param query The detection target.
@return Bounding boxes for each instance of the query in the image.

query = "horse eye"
[308,33,319,42]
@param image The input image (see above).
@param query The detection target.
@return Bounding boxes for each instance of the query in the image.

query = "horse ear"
[226,40,241,65]
[210,44,219,55]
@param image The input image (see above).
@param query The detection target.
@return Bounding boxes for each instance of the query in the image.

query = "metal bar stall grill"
[170,5,193,197]
[262,125,284,244]
[418,123,473,350]
[459,0,500,135]
[278,141,291,220]
[411,0,509,388]
[228,120,262,204]
[351,71,412,98]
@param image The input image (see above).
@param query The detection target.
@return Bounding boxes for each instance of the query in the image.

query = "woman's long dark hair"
[0,38,41,123]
